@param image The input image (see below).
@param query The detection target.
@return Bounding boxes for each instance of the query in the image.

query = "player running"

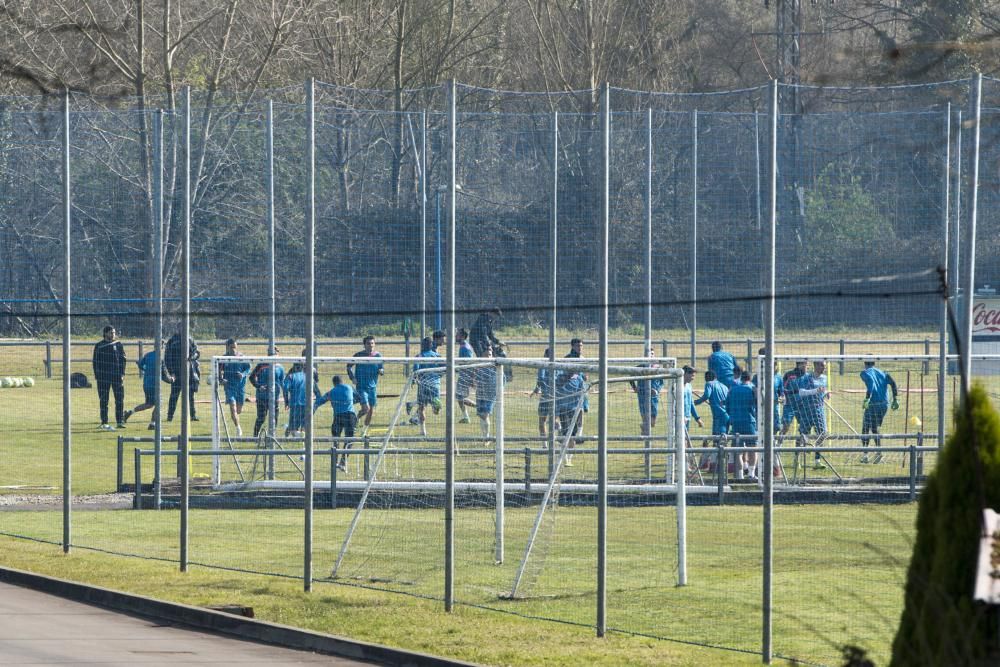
[411,337,443,437]
[220,338,252,436]
[346,335,384,434]
[858,358,899,464]
[314,375,359,471]
[129,342,171,430]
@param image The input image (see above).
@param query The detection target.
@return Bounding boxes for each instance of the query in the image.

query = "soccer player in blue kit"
[314,375,358,471]
[796,360,830,469]
[220,338,252,436]
[858,358,899,464]
[346,335,383,434]
[707,341,737,388]
[727,370,758,480]
[694,369,729,469]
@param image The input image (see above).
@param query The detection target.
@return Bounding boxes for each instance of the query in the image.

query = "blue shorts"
[730,423,757,446]
[224,383,246,406]
[638,395,659,418]
[418,384,441,407]
[711,414,729,436]
[781,406,796,426]
[143,386,156,405]
[356,387,377,408]
[477,398,495,416]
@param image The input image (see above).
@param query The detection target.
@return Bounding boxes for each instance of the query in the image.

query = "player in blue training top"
[779,360,808,441]
[630,347,664,437]
[694,370,730,438]
[411,337,443,436]
[726,370,758,480]
[858,358,899,464]
[282,363,309,437]
[530,348,555,437]
[554,368,587,467]
[796,360,830,469]
[454,328,477,423]
[750,348,784,437]
[707,341,738,388]
[220,338,252,437]
[346,335,384,434]
[249,347,285,437]
[128,342,171,430]
[474,344,498,445]
[314,375,358,471]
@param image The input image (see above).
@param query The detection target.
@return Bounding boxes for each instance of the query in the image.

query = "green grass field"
[0,329,983,666]
[0,502,915,666]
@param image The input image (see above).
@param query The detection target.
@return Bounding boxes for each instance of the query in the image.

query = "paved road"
[0,581,371,666]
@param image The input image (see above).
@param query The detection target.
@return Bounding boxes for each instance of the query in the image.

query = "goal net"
[319,354,691,610]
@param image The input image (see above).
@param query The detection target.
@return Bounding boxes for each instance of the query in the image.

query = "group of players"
[93,325,901,476]
[681,342,900,481]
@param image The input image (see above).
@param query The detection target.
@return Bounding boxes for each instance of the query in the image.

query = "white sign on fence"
[973,508,1000,605]
[972,297,1000,375]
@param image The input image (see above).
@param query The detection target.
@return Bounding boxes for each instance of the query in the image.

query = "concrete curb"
[0,566,479,667]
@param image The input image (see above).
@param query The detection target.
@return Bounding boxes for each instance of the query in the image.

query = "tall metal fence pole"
[444,78,457,613]
[495,365,505,563]
[938,104,950,450]
[180,85,191,572]
[62,89,72,554]
[961,74,982,394]
[596,81,610,638]
[549,112,558,472]
[421,110,428,341]
[304,78,316,593]
[674,371,686,585]
[690,110,698,366]
[153,109,164,510]
[267,99,277,466]
[645,107,653,353]
[951,108,963,342]
[762,78,779,665]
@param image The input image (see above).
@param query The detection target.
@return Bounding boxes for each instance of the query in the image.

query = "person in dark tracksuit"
[165,332,201,421]
[92,325,128,430]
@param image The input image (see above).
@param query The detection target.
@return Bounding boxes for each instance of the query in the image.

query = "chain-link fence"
[1,76,997,666]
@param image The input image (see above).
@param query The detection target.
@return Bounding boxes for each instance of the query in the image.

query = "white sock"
[479,416,490,439]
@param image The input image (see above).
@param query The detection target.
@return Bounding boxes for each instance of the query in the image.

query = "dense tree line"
[0,1,997,337]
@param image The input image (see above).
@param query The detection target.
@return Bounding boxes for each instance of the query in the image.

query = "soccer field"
[0,502,914,666]
[0,332,944,665]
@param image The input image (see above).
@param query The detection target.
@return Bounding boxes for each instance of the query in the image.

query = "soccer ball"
[0,377,12,388]
[11,377,22,387]
[21,377,34,387]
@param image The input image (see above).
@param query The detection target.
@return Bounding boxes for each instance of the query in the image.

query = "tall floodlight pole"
[596,81,610,638]
[62,89,72,554]
[939,105,950,450]
[154,109,164,509]
[444,78,457,612]
[304,78,316,592]
[762,78,778,665]
[180,86,191,571]
[961,74,982,394]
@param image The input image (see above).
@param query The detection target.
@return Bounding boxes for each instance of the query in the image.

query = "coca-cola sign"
[973,299,1000,336]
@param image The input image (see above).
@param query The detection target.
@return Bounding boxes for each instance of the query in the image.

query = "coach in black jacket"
[92,325,127,429]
